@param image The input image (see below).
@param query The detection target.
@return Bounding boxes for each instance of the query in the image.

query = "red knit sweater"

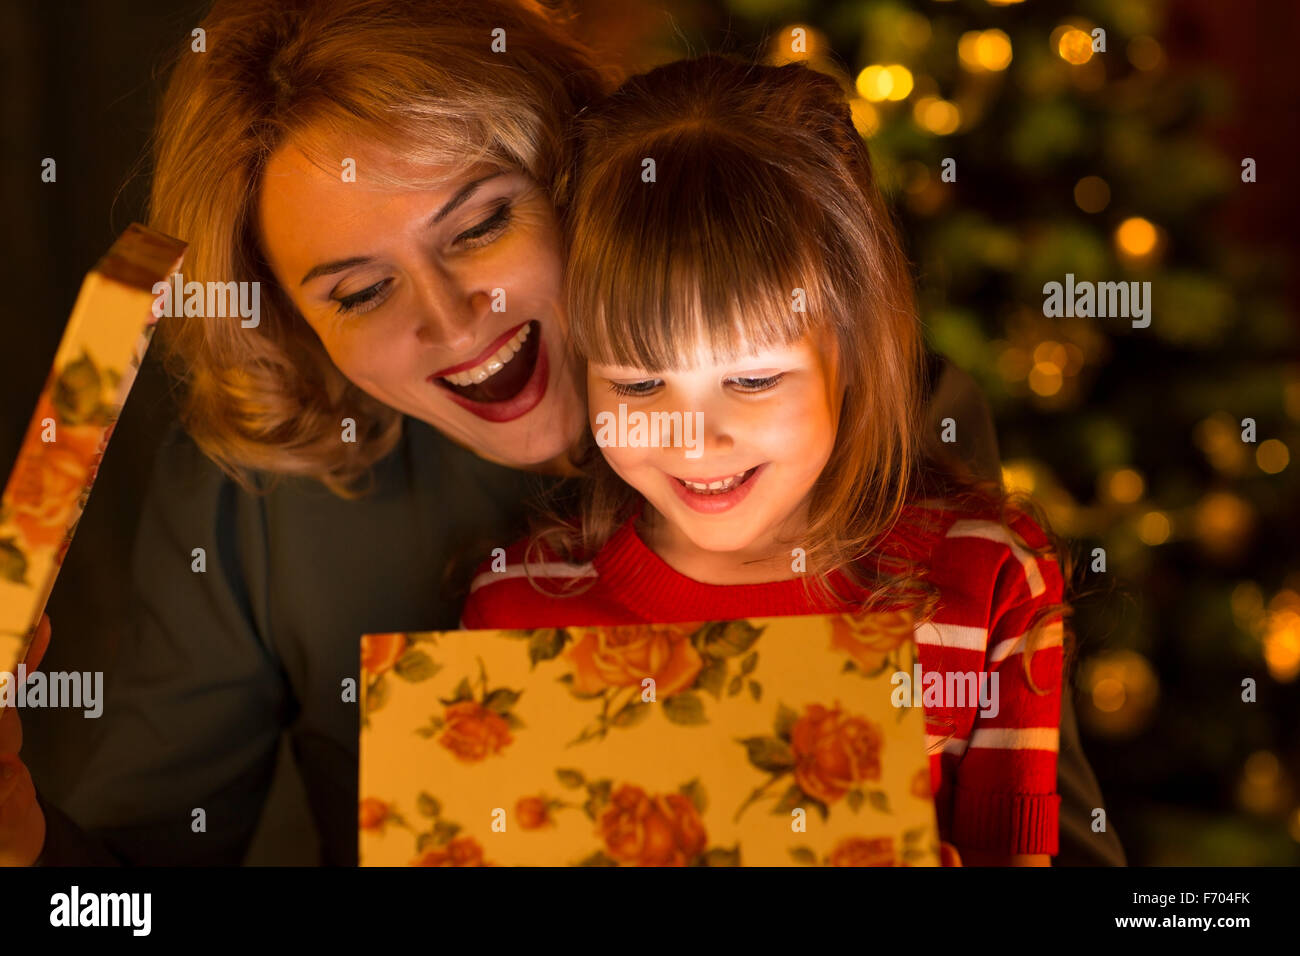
[460,499,1065,856]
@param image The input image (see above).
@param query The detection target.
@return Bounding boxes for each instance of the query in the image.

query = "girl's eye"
[728,373,785,392]
[455,201,513,248]
[335,278,392,315]
[608,379,662,397]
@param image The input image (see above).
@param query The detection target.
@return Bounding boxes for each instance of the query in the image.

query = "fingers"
[0,754,46,867]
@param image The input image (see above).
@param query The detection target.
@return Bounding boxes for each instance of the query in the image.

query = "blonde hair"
[147,0,615,498]
[531,54,1076,706]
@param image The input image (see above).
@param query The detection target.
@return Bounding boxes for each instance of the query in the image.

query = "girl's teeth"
[442,323,531,388]
[681,470,750,494]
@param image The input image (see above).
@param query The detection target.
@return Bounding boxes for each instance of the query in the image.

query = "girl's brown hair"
[147,0,615,498]
[536,54,1076,705]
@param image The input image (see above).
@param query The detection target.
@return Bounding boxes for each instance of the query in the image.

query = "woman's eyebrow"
[299,172,505,286]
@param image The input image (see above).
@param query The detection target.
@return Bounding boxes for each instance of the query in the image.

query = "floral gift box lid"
[0,225,185,708]
[359,613,942,867]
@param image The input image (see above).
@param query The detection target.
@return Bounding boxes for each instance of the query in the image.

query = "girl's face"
[588,330,839,565]
[257,144,586,470]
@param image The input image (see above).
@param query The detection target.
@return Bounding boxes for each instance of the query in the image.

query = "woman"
[0,0,1120,866]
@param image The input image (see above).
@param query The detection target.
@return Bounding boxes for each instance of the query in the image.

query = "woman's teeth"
[678,468,754,494]
[442,324,532,387]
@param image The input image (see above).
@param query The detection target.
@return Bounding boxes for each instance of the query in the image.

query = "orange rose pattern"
[438,700,512,762]
[6,395,104,552]
[829,836,898,866]
[830,609,913,673]
[516,796,551,830]
[791,703,884,803]
[358,797,389,831]
[912,767,933,800]
[597,784,708,866]
[411,836,489,867]
[568,624,703,697]
[361,632,407,676]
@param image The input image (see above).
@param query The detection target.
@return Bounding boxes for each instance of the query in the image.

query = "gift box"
[359,612,942,866]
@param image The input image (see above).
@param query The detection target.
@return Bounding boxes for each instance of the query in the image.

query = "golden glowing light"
[1056,27,1094,65]
[1033,340,1069,369]
[1195,491,1253,552]
[1092,677,1125,712]
[1194,413,1249,473]
[959,29,1013,72]
[1238,751,1286,815]
[1102,467,1145,504]
[856,65,912,102]
[913,96,960,134]
[769,24,825,64]
[987,0,1026,6]
[1073,175,1111,213]
[1137,511,1171,545]
[1028,362,1063,396]
[1001,462,1036,495]
[1257,439,1290,474]
[849,98,880,136]
[885,64,914,100]
[1263,607,1300,682]
[1080,651,1158,737]
[1115,217,1158,258]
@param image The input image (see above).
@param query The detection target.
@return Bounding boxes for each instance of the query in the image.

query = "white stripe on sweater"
[945,519,1046,597]
[967,727,1059,752]
[468,561,596,596]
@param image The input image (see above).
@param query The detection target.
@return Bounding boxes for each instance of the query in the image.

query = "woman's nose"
[414,276,491,351]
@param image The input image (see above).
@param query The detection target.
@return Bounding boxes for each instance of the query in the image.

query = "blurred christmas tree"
[657,0,1300,864]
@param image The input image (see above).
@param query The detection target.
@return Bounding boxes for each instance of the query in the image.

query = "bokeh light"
[1073,175,1111,213]
[1100,467,1145,504]
[1256,439,1290,474]
[1055,26,1094,65]
[1115,216,1160,261]
[855,64,913,102]
[1137,511,1171,545]
[958,29,1013,72]
[913,96,960,134]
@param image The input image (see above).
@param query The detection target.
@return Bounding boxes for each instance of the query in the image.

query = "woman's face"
[257,144,585,469]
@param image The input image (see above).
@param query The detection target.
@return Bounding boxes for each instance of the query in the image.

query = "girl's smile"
[666,463,766,513]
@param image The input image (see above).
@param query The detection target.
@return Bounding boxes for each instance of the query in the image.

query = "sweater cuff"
[949,782,1061,856]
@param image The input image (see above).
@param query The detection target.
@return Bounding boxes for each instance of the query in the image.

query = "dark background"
[3,0,1298,865]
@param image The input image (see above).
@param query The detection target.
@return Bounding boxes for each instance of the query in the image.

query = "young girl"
[461,54,1072,866]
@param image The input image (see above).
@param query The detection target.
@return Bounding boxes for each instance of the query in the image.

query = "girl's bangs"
[569,131,831,371]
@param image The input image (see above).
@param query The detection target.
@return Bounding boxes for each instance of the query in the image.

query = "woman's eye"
[728,373,785,392]
[335,278,392,315]
[608,379,662,397]
[455,201,513,248]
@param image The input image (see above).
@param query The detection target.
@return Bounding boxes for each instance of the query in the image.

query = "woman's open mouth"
[428,320,549,423]
[667,464,765,514]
